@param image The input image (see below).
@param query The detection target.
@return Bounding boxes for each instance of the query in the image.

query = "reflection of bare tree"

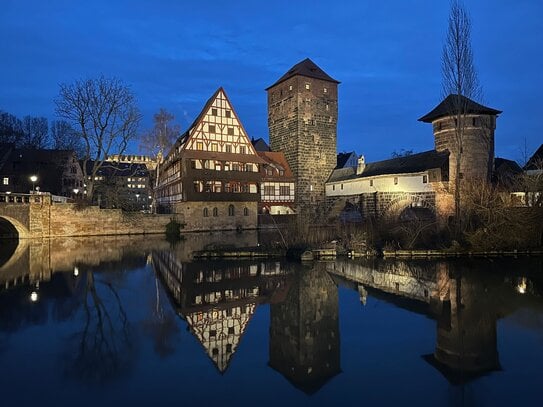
[142,271,180,358]
[64,270,135,383]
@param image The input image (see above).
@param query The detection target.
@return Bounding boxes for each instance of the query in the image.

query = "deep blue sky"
[1,0,541,162]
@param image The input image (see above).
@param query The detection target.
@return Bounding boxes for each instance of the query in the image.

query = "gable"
[183,88,259,156]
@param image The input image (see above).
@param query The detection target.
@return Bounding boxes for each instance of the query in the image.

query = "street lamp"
[73,188,79,200]
[29,175,38,193]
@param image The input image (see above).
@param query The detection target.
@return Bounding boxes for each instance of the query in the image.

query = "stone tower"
[266,58,339,217]
[419,94,501,184]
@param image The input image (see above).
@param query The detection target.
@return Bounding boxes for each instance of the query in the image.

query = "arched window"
[213,207,218,217]
[228,204,235,216]
[203,207,209,217]
[243,207,249,216]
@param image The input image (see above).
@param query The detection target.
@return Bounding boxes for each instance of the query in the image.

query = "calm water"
[0,233,542,406]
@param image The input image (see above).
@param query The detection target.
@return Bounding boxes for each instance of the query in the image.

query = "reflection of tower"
[269,263,340,394]
[425,267,500,384]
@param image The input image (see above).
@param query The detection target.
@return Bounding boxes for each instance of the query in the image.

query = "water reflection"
[0,236,542,402]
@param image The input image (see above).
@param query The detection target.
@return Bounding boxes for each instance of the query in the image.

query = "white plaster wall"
[326,172,433,197]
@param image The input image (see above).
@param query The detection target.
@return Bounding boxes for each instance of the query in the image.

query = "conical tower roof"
[418,94,501,123]
[266,58,340,90]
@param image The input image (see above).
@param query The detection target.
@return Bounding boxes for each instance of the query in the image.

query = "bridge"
[0,192,174,239]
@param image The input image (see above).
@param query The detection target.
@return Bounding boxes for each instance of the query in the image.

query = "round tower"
[419,94,501,183]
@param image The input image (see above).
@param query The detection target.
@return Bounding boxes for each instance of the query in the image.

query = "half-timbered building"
[258,151,295,215]
[156,88,265,231]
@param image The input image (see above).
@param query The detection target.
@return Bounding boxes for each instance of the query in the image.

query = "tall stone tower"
[419,94,501,184]
[266,58,339,217]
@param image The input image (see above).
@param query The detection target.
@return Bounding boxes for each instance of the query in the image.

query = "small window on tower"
[422,175,428,184]
[305,83,310,90]
[323,87,328,93]
[394,177,398,185]
[289,85,293,91]
[369,179,373,187]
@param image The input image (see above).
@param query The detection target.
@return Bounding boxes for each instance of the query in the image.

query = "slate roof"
[525,144,543,170]
[418,94,502,123]
[327,150,449,182]
[266,58,340,90]
[252,137,270,152]
[258,151,294,178]
[336,152,356,169]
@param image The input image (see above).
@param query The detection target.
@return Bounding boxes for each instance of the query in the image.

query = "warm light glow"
[30,291,38,302]
[73,188,79,194]
[29,175,38,182]
[73,266,79,277]
[517,277,527,294]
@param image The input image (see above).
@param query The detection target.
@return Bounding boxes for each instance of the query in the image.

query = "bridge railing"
[0,192,51,204]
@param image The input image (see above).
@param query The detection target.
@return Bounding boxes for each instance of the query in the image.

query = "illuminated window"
[289,85,293,91]
[394,177,398,185]
[305,83,310,90]
[279,186,290,195]
[2,177,8,185]
[323,87,328,93]
[211,143,218,152]
[196,142,203,150]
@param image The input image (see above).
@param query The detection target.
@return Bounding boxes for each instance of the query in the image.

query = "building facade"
[156,88,264,231]
[267,58,339,217]
[258,151,295,215]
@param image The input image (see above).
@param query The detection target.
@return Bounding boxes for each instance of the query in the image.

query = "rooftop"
[266,58,340,90]
[418,94,502,123]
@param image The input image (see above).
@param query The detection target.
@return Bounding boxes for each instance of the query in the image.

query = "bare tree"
[21,116,49,149]
[139,108,179,190]
[441,0,483,226]
[50,119,85,156]
[0,110,24,146]
[55,76,141,200]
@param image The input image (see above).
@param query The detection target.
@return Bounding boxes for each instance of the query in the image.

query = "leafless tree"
[441,0,483,226]
[0,110,24,145]
[139,108,179,189]
[55,76,141,200]
[21,116,48,148]
[50,119,85,156]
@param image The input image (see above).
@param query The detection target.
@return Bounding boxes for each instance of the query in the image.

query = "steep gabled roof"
[327,150,449,182]
[266,58,340,90]
[336,152,356,169]
[418,94,502,123]
[252,137,270,152]
[258,151,294,178]
[525,144,543,170]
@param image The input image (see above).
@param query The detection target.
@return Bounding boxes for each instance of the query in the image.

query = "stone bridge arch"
[0,215,30,239]
[381,193,436,221]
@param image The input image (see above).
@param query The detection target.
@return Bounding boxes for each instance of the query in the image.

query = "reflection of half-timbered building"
[152,251,291,373]
[156,88,265,231]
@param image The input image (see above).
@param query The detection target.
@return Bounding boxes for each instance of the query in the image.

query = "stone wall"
[171,201,258,232]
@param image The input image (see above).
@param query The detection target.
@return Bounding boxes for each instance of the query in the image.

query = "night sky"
[1,0,541,163]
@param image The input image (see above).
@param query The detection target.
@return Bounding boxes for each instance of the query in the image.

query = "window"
[226,344,233,353]
[196,142,203,150]
[208,125,216,133]
[224,162,230,171]
[225,144,232,153]
[213,207,218,217]
[244,207,249,216]
[422,175,428,184]
[279,186,290,195]
[239,146,246,154]
[191,160,197,169]
[203,207,209,217]
[193,181,200,192]
[340,184,343,190]
[264,186,275,195]
[369,179,373,187]
[204,160,210,169]
[266,168,273,176]
[232,163,240,171]
[215,161,222,171]
[332,184,335,191]
[394,177,398,185]
[2,177,8,185]
[211,143,218,152]
[227,127,234,135]
[225,110,231,118]
[289,85,293,91]
[279,170,284,176]
[323,87,328,93]
[305,83,310,90]
[228,327,234,334]
[212,108,218,116]
[228,205,235,216]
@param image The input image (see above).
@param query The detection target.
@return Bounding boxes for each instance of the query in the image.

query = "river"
[0,232,542,406]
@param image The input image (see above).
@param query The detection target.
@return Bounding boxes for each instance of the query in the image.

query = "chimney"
[357,155,366,175]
